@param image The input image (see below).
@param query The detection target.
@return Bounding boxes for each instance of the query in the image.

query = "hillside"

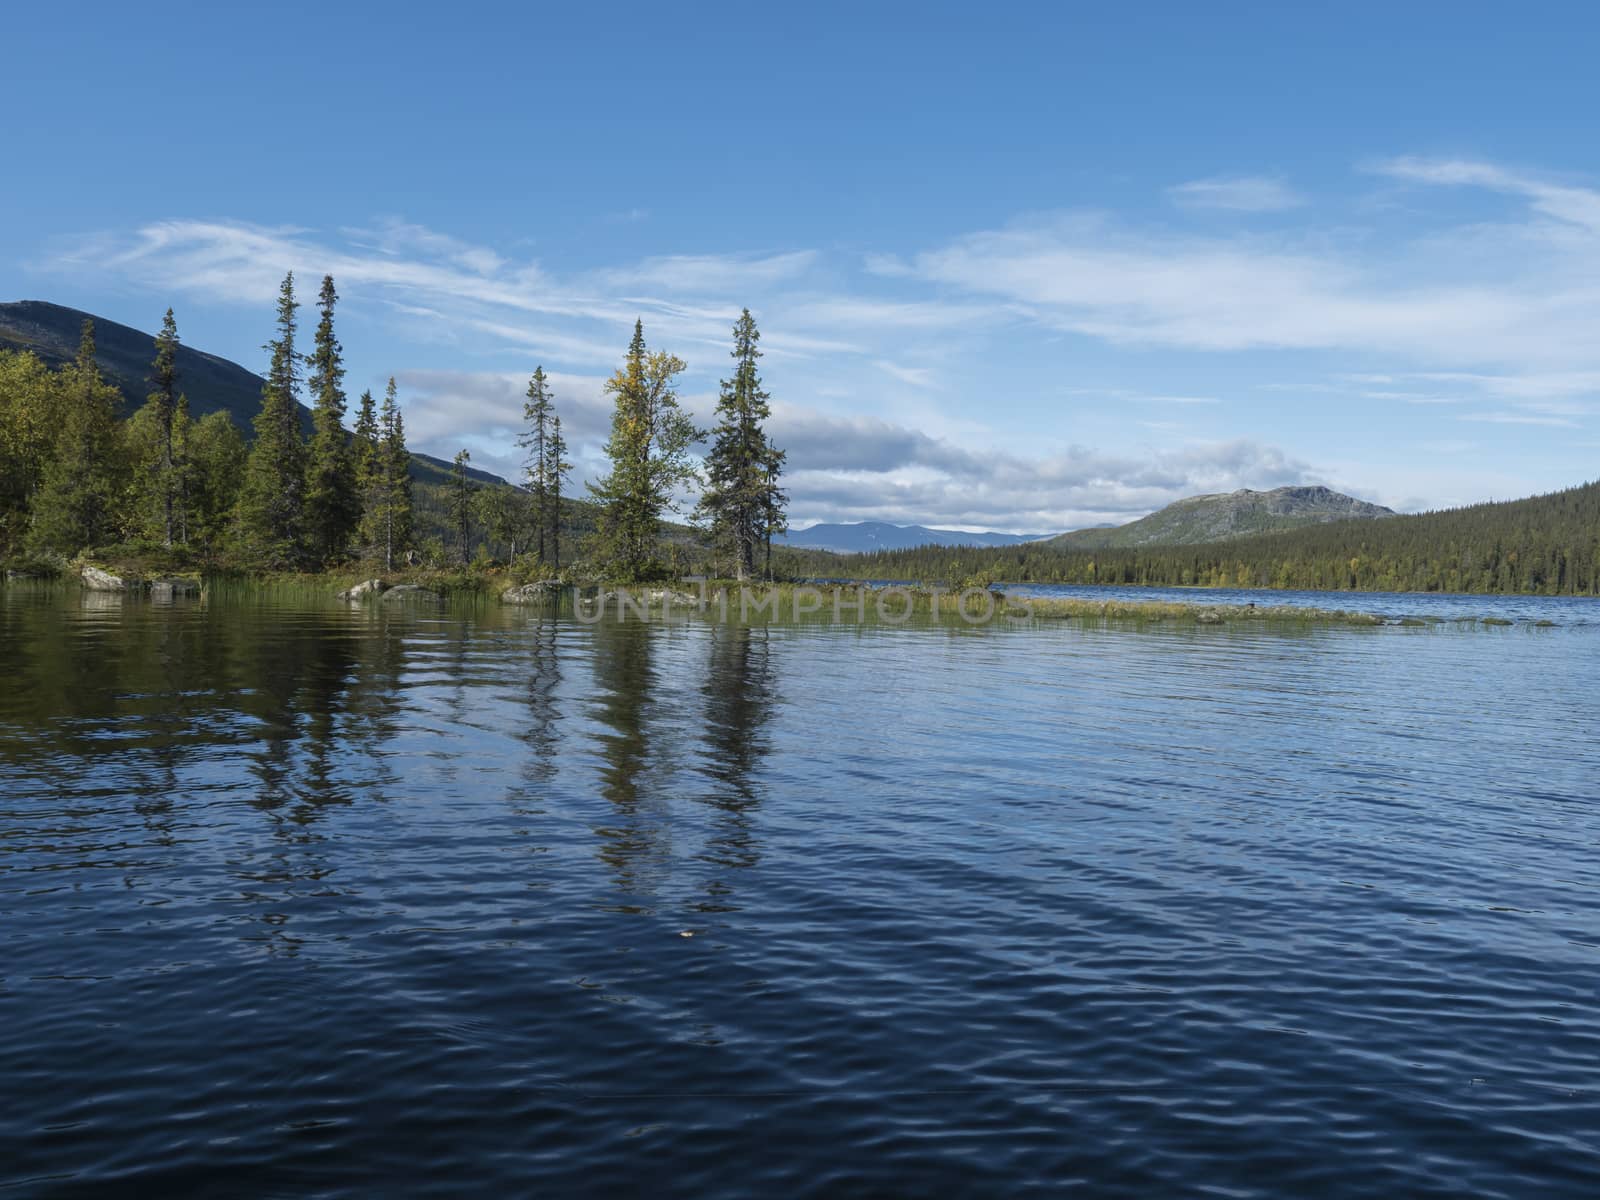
[779,520,1051,554]
[778,479,1600,595]
[1049,486,1395,549]
[0,300,506,490]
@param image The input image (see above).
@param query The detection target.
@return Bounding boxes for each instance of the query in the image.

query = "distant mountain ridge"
[0,299,508,489]
[1050,486,1395,549]
[779,521,1052,554]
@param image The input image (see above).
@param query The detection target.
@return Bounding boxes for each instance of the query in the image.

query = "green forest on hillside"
[778,480,1600,596]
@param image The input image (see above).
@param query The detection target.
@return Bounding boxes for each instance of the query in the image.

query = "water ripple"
[1,589,1598,1195]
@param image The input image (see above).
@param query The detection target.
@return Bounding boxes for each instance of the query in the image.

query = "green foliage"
[352,388,381,555]
[520,366,553,562]
[28,321,128,556]
[588,320,701,580]
[232,273,308,568]
[695,309,787,580]
[185,410,246,552]
[0,291,801,586]
[0,349,60,557]
[359,378,414,570]
[546,415,571,568]
[475,484,532,559]
[137,308,184,547]
[303,275,359,566]
[449,448,475,564]
[516,367,574,570]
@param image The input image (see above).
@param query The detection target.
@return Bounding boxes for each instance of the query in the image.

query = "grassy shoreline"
[3,557,1564,628]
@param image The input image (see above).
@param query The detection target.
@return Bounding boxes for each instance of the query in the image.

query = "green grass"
[1003,595,1389,625]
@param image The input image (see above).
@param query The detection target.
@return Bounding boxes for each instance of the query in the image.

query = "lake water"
[3,585,1598,1196]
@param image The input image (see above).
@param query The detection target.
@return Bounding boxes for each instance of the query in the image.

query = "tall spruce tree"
[304,275,359,565]
[375,378,413,570]
[450,449,474,564]
[233,273,307,567]
[518,367,553,564]
[544,414,571,570]
[696,309,786,580]
[589,320,699,580]
[144,308,182,546]
[28,320,126,555]
[352,387,382,557]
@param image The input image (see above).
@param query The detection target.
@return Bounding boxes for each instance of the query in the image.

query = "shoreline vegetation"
[5,565,1559,629]
[2,276,787,591]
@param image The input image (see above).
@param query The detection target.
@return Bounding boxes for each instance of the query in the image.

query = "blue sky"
[7,1,1600,531]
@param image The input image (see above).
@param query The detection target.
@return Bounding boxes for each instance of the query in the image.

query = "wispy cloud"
[1375,157,1600,233]
[1169,175,1304,212]
[874,360,939,388]
[32,152,1600,523]
[1459,412,1579,428]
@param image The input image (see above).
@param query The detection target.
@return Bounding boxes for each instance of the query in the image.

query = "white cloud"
[1375,157,1600,233]
[33,153,1600,525]
[592,250,818,293]
[1459,412,1579,428]
[874,360,938,388]
[1169,175,1305,212]
[900,213,1600,363]
[377,366,1332,531]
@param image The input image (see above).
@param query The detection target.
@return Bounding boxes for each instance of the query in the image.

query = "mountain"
[781,479,1600,595]
[0,300,508,489]
[778,521,1052,554]
[1047,486,1395,549]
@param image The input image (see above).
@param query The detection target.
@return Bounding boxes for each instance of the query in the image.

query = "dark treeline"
[777,480,1600,596]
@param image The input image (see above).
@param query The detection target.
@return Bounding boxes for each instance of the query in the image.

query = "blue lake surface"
[2,585,1598,1196]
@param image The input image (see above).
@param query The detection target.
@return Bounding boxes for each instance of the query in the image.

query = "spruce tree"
[233,273,307,567]
[352,387,381,557]
[388,400,413,566]
[518,366,553,564]
[145,308,182,546]
[304,275,359,565]
[589,320,699,580]
[376,378,413,570]
[696,309,786,580]
[545,414,571,570]
[28,321,127,555]
[450,449,474,564]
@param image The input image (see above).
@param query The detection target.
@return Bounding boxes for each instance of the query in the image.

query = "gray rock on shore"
[380,584,441,603]
[81,565,128,591]
[502,581,563,604]
[339,579,389,601]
